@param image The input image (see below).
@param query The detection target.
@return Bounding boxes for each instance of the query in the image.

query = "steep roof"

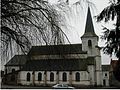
[81,7,98,38]
[5,55,27,66]
[102,65,110,71]
[22,57,95,71]
[28,44,87,55]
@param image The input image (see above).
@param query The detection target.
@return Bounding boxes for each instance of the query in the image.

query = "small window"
[38,72,42,81]
[50,72,54,82]
[12,69,15,73]
[27,72,31,81]
[75,72,80,81]
[63,72,67,82]
[88,40,92,47]
[105,73,107,76]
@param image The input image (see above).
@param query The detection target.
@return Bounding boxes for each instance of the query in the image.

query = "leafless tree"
[1,0,70,62]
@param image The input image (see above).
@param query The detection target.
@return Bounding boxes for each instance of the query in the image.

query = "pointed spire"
[81,7,98,38]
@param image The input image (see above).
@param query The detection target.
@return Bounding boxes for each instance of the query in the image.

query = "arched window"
[50,72,54,82]
[27,72,31,81]
[38,72,42,81]
[88,40,92,47]
[63,72,67,82]
[105,73,107,76]
[75,72,80,81]
[12,69,15,73]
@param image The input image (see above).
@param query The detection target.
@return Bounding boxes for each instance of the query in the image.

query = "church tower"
[81,7,102,86]
[81,7,99,56]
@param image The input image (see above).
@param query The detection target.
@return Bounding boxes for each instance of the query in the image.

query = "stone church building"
[4,7,110,87]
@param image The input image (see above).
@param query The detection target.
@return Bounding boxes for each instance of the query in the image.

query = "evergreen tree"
[96,0,120,81]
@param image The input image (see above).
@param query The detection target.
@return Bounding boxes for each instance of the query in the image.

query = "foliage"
[1,0,69,61]
[96,0,120,58]
[96,0,120,81]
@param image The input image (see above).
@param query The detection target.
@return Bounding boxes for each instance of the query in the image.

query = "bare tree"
[1,0,70,62]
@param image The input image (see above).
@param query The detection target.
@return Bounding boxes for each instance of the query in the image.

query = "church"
[4,7,110,87]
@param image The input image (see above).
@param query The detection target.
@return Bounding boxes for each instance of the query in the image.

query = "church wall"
[31,54,87,60]
[46,71,57,85]
[72,81,90,85]
[17,70,103,86]
[18,71,33,85]
[87,65,95,85]
[72,71,89,81]
[72,71,90,85]
[44,71,90,85]
[58,71,70,84]
[95,56,102,86]
[34,71,45,85]
[95,56,102,71]
[5,66,20,74]
[18,70,95,86]
[96,71,102,86]
[81,37,98,56]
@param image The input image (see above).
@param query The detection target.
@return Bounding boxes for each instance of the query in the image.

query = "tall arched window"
[50,72,54,82]
[38,72,42,81]
[27,72,31,81]
[88,40,92,47]
[75,72,80,81]
[63,72,67,82]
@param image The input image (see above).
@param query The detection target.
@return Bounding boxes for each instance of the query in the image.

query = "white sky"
[48,0,118,64]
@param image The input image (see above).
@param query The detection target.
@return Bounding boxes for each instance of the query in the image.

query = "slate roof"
[102,65,110,71]
[81,7,98,38]
[28,44,87,55]
[5,55,27,66]
[22,57,95,71]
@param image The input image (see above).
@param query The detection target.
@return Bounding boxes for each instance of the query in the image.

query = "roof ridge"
[31,43,82,47]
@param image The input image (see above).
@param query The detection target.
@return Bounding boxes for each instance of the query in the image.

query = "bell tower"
[81,7,99,56]
[81,7,102,86]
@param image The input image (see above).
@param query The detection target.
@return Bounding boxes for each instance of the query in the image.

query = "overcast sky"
[48,0,118,64]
